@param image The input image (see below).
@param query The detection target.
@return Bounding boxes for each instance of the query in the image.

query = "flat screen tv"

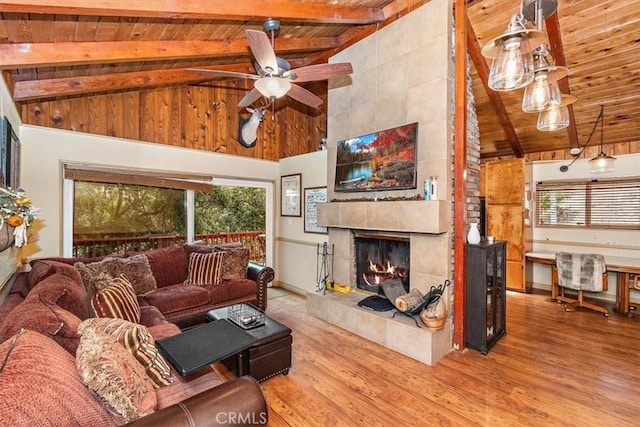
[334,122,418,192]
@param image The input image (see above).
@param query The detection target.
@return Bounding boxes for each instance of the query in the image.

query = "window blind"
[63,163,214,192]
[535,178,640,229]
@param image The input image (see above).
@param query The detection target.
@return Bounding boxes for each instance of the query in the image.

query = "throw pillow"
[0,329,114,426]
[75,254,157,297]
[0,293,82,355]
[91,275,141,323]
[185,252,224,286]
[29,273,89,320]
[76,328,157,423]
[79,317,172,388]
[218,248,250,280]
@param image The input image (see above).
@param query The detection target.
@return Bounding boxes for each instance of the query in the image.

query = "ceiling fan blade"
[285,63,353,83]
[287,83,323,108]
[238,88,263,108]
[185,69,259,80]
[246,29,279,75]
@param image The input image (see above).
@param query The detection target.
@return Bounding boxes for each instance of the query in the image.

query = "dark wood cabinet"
[465,241,506,354]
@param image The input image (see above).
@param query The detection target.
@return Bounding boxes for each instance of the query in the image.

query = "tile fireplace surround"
[309,200,453,365]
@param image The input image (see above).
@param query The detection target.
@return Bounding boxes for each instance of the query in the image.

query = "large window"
[73,182,186,255]
[535,178,640,229]
[64,164,273,264]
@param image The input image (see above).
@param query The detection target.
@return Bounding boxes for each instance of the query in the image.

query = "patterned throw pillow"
[185,252,224,286]
[75,254,158,297]
[75,328,157,422]
[91,275,140,323]
[78,318,172,388]
[218,248,250,280]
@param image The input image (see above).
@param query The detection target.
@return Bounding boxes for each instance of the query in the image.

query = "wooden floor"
[215,291,640,426]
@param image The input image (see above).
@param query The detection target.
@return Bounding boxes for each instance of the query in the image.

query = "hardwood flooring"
[215,291,640,426]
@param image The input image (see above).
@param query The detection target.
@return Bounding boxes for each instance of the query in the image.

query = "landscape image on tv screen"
[334,122,418,192]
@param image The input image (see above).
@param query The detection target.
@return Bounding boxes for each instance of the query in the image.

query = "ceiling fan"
[186,20,353,109]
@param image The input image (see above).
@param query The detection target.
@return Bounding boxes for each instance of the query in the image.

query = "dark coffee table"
[206,305,292,382]
[156,319,256,376]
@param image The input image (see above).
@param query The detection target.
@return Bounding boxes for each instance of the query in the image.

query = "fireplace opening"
[354,233,410,295]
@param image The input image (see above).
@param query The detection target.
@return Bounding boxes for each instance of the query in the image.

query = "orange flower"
[6,215,24,227]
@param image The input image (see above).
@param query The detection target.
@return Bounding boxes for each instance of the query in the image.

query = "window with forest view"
[72,180,268,263]
[195,185,266,263]
[73,182,186,256]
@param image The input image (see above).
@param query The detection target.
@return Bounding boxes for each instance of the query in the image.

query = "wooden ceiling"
[1,0,639,159]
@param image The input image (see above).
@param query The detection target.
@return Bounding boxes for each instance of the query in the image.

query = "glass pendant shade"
[254,77,291,99]
[522,74,551,112]
[547,79,561,104]
[537,94,577,131]
[589,152,616,174]
[488,36,535,91]
[589,105,616,173]
[522,76,562,112]
[537,103,569,131]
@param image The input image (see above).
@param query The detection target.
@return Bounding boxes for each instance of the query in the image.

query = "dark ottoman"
[206,305,292,381]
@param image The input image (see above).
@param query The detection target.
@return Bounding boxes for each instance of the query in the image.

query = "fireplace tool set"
[382,279,451,328]
[315,242,334,294]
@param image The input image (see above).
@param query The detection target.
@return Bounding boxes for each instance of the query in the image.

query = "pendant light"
[522,45,568,112]
[537,94,577,131]
[589,105,616,174]
[481,13,545,91]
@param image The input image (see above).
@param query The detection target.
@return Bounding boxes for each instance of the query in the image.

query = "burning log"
[395,289,425,312]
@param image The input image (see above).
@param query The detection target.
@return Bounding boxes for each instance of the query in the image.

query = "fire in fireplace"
[354,233,410,295]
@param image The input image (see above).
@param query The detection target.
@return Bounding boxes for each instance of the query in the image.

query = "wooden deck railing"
[73,231,266,264]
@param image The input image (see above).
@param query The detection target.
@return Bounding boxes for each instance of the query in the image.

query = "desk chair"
[555,252,609,317]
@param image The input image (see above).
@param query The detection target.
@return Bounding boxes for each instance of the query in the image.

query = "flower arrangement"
[0,186,39,247]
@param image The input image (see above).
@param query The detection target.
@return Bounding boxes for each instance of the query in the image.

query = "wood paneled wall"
[19,81,327,161]
[481,140,640,163]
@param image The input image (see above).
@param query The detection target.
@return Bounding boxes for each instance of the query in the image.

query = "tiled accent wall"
[325,0,454,293]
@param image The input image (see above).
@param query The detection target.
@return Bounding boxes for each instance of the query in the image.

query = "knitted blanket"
[555,252,606,292]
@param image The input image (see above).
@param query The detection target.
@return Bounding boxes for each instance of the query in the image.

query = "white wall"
[530,152,640,302]
[0,77,22,294]
[19,126,280,264]
[276,150,328,293]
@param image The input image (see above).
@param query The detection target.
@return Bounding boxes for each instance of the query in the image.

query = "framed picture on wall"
[281,173,301,217]
[0,116,19,188]
[304,187,328,234]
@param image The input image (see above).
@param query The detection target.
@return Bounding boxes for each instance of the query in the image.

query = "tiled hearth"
[307,202,452,365]
[307,290,451,365]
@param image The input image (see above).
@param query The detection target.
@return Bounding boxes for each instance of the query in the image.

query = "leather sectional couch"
[0,243,275,426]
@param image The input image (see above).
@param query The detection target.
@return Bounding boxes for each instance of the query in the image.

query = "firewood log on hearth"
[395,289,425,312]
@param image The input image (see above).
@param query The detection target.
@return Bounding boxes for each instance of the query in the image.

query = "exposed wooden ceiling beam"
[0,0,383,24]
[466,16,524,158]
[545,12,580,151]
[13,59,308,100]
[13,63,276,101]
[0,37,338,69]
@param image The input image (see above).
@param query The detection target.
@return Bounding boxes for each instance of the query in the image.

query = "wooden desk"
[525,252,640,316]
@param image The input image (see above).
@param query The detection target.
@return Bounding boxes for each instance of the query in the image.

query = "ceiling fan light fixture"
[254,77,291,99]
